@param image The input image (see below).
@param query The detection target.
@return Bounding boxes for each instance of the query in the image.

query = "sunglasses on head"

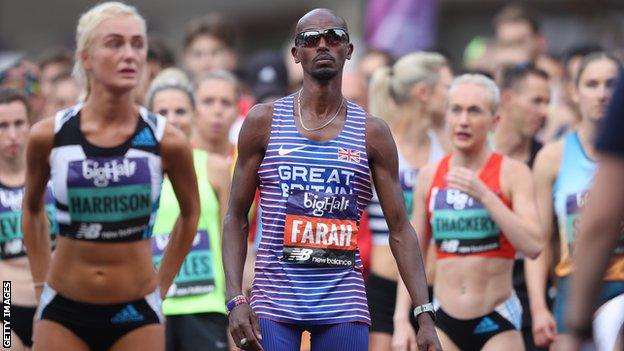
[295,28,350,48]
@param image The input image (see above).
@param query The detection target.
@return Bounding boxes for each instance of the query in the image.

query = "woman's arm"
[394,164,435,322]
[206,156,232,226]
[392,165,435,351]
[22,118,55,300]
[525,144,561,347]
[446,159,542,258]
[157,125,200,298]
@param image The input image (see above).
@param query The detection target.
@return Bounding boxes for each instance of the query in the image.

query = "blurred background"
[1,3,623,350]
[1,0,623,126]
[2,0,623,72]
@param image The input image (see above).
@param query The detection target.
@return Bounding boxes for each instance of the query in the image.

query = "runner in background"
[43,71,80,117]
[365,51,450,351]
[565,71,624,351]
[493,63,551,351]
[525,52,623,350]
[146,68,232,351]
[0,88,57,351]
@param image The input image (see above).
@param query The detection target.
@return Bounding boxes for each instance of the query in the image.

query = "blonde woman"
[365,52,451,351]
[22,3,199,350]
[394,74,542,351]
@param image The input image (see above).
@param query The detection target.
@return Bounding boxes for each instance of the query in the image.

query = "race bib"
[400,169,418,218]
[282,190,359,268]
[66,157,153,240]
[152,230,215,297]
[566,191,624,255]
[0,198,57,259]
[431,188,501,255]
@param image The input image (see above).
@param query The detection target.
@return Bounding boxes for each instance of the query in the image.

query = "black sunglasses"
[295,28,350,48]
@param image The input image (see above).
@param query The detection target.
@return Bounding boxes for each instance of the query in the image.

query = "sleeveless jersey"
[553,132,624,279]
[368,130,445,246]
[426,153,515,259]
[49,105,165,242]
[252,95,373,325]
[0,182,57,259]
[152,149,226,315]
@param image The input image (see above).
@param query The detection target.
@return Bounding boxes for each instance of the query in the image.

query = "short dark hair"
[184,13,238,51]
[50,70,75,86]
[38,49,73,71]
[493,3,541,34]
[0,87,31,120]
[148,37,175,67]
[500,63,549,90]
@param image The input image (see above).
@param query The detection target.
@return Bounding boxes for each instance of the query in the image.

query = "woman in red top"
[393,74,542,351]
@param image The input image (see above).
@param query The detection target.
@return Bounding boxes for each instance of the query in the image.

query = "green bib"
[152,149,226,315]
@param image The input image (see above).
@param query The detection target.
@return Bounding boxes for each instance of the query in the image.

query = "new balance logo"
[286,248,313,261]
[76,223,102,240]
[3,239,24,255]
[440,240,460,253]
[278,145,307,156]
[131,128,156,147]
[111,304,145,324]
[474,317,499,334]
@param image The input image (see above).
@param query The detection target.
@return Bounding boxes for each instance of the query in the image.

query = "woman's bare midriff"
[434,256,514,319]
[47,236,158,303]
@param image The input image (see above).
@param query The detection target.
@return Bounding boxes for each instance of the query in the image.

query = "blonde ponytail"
[368,66,397,126]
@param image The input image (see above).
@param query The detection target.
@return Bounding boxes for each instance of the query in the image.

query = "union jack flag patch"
[337,147,361,163]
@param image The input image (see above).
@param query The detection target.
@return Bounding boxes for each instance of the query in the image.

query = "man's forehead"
[521,74,549,89]
[296,10,346,33]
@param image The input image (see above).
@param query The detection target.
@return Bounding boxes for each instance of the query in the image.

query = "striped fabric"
[367,131,445,246]
[251,94,373,325]
[367,152,417,246]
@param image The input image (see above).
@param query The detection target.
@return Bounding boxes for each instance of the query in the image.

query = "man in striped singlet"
[222,8,441,351]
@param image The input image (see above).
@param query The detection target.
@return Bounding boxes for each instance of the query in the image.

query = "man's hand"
[415,315,442,351]
[228,303,263,351]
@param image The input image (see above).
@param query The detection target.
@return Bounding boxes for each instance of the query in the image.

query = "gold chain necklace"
[297,90,344,132]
